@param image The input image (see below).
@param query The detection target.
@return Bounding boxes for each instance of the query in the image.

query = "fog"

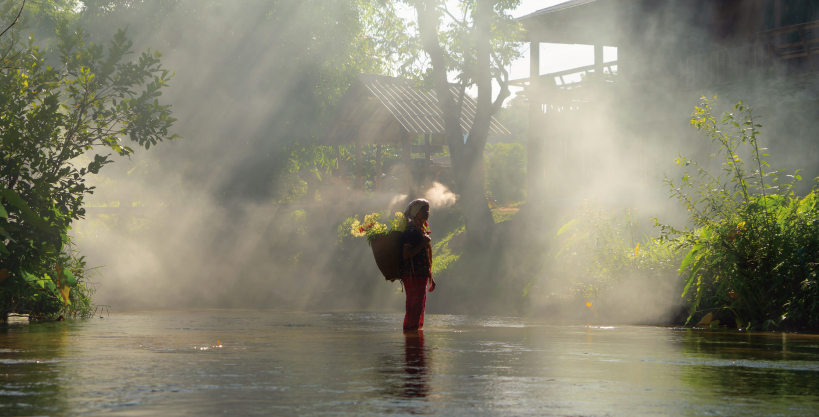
[63,0,818,323]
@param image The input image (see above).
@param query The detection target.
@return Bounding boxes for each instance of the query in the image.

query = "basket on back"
[369,231,402,281]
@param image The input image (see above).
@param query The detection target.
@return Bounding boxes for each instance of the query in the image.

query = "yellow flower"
[350,220,365,237]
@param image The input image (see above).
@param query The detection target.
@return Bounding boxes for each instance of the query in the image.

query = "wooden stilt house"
[515,0,819,207]
[319,73,510,198]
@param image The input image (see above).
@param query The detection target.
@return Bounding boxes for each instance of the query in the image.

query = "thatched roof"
[318,73,510,145]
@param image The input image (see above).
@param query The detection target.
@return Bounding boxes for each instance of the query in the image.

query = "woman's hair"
[404,198,430,222]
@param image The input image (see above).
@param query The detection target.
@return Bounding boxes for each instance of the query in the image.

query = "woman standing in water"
[401,199,437,331]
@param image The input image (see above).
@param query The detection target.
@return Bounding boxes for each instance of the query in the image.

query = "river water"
[1,310,819,416]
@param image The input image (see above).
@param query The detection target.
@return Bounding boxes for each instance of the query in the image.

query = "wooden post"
[401,132,412,194]
[337,146,346,201]
[355,140,363,197]
[376,144,382,193]
[798,27,815,71]
[527,40,543,206]
[594,44,604,84]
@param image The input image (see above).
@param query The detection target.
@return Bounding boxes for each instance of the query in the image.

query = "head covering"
[404,198,430,222]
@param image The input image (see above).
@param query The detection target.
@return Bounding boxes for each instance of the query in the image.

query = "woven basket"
[369,231,402,281]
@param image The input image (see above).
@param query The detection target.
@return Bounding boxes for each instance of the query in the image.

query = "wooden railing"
[760,20,819,69]
[510,60,619,88]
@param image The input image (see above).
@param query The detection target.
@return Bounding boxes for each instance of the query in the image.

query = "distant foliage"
[0,3,177,319]
[656,97,819,330]
[554,203,680,312]
[494,95,528,144]
[485,142,526,205]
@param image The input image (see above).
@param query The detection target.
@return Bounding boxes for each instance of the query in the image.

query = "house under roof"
[319,73,510,197]
[517,0,628,45]
[319,73,509,146]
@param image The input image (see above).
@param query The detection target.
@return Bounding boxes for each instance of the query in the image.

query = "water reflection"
[2,312,819,416]
[678,329,819,409]
[402,330,429,399]
[0,322,70,414]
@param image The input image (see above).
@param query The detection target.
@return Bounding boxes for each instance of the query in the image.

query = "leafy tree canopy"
[0,0,177,318]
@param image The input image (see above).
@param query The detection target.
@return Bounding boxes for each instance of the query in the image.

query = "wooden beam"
[594,44,603,84]
[760,20,819,37]
[411,145,444,154]
[528,40,544,205]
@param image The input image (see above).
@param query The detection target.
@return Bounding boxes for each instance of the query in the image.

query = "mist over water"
[64,0,819,324]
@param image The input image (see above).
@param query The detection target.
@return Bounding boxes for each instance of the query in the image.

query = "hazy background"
[61,0,819,322]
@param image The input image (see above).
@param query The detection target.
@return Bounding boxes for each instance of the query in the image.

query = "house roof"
[318,74,510,145]
[517,0,600,20]
[516,0,623,44]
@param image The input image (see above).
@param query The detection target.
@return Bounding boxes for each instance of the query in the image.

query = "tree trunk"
[414,0,497,242]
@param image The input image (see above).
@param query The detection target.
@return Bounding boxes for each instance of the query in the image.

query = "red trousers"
[401,275,429,330]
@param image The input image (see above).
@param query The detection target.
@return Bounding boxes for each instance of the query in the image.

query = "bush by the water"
[656,98,819,330]
[0,5,176,320]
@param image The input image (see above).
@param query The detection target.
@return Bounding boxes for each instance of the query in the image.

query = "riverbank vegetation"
[656,98,819,331]
[0,1,177,320]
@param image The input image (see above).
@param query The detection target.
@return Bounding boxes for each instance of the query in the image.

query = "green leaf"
[679,248,697,275]
[0,189,58,235]
[556,218,580,237]
[22,271,37,282]
[682,257,705,297]
[63,270,78,287]
[0,202,7,219]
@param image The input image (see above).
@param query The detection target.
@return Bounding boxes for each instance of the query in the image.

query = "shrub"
[656,97,819,330]
[0,4,176,320]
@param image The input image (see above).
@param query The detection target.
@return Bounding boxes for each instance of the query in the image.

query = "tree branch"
[0,0,25,39]
[0,0,26,65]
[413,0,463,150]
[490,51,510,115]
